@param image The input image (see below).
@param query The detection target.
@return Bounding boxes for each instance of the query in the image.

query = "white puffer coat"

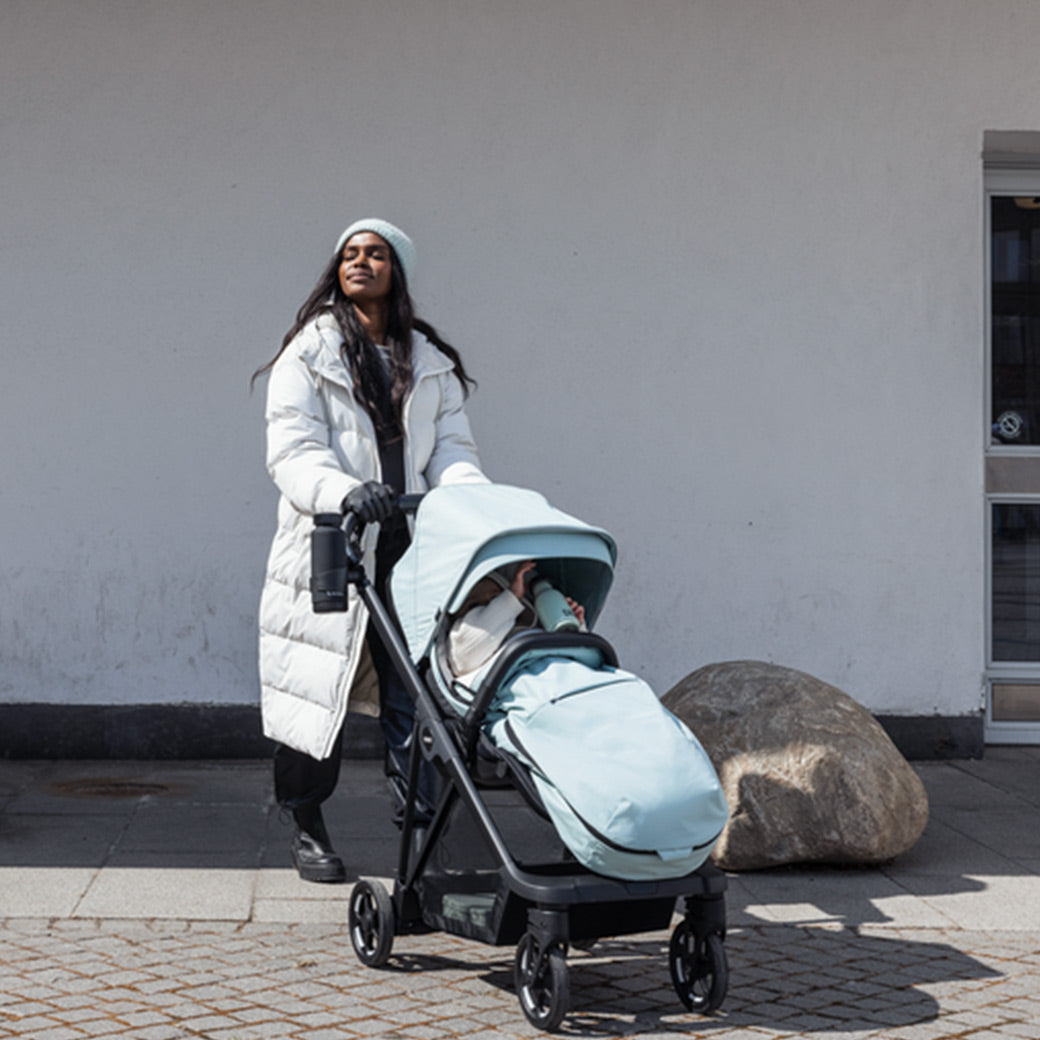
[258,314,487,759]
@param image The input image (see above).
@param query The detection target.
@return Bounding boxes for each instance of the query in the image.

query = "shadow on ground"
[471,925,998,1036]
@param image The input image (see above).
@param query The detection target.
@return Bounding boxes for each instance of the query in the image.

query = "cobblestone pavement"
[2,918,1039,1040]
[4,752,1040,1038]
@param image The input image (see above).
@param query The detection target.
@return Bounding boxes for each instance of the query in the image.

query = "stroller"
[314,483,730,1032]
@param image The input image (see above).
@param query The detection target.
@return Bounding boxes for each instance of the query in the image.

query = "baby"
[447,560,586,685]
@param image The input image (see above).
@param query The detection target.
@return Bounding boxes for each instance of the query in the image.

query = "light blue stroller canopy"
[390,483,617,664]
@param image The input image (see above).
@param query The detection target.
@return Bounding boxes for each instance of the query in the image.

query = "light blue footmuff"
[390,483,729,881]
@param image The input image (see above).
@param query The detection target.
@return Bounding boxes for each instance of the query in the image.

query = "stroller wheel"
[669,923,728,1014]
[514,931,569,1032]
[348,879,395,967]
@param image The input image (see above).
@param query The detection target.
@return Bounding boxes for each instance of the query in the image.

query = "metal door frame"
[985,166,1040,743]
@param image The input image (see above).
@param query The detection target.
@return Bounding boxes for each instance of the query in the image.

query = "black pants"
[273,520,434,821]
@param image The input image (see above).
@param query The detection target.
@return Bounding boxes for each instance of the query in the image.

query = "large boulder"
[662,660,928,871]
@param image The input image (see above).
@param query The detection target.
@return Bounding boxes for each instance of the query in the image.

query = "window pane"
[991,196,1040,445]
[992,683,1040,721]
[992,503,1040,660]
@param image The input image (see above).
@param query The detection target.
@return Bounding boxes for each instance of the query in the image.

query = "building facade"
[5,1,1040,757]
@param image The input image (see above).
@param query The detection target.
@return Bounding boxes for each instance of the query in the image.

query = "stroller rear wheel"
[348,879,395,967]
[514,931,569,1032]
[669,923,727,1014]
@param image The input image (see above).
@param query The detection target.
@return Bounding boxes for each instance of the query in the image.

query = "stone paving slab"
[74,867,257,922]
[2,918,1039,1039]
[4,755,1040,933]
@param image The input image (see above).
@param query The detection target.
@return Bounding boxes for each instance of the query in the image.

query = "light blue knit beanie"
[334,218,416,288]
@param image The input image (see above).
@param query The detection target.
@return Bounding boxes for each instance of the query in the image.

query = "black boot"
[290,805,346,884]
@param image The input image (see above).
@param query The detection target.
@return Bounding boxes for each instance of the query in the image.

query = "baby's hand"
[510,560,536,600]
[566,597,586,627]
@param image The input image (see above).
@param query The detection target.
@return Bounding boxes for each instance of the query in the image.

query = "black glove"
[342,481,396,524]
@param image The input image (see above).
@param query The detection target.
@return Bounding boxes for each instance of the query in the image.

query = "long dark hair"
[251,247,475,439]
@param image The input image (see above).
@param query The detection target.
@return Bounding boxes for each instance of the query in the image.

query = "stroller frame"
[335,499,729,1032]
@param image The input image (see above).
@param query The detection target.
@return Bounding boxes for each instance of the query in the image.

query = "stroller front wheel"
[669,923,728,1014]
[348,879,395,967]
[515,931,569,1032]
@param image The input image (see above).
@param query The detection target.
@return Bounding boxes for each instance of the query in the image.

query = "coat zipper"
[547,676,631,704]
[400,352,450,492]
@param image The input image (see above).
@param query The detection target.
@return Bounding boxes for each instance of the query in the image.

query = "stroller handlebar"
[396,493,425,515]
[311,493,424,613]
[342,492,425,560]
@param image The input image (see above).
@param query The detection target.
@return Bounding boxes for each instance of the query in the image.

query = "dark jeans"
[274,520,435,823]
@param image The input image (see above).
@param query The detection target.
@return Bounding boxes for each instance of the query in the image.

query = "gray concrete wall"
[1,0,1029,725]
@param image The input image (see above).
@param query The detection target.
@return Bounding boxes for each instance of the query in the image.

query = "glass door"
[986,170,1040,742]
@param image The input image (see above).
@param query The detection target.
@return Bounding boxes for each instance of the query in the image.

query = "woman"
[254,218,487,882]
